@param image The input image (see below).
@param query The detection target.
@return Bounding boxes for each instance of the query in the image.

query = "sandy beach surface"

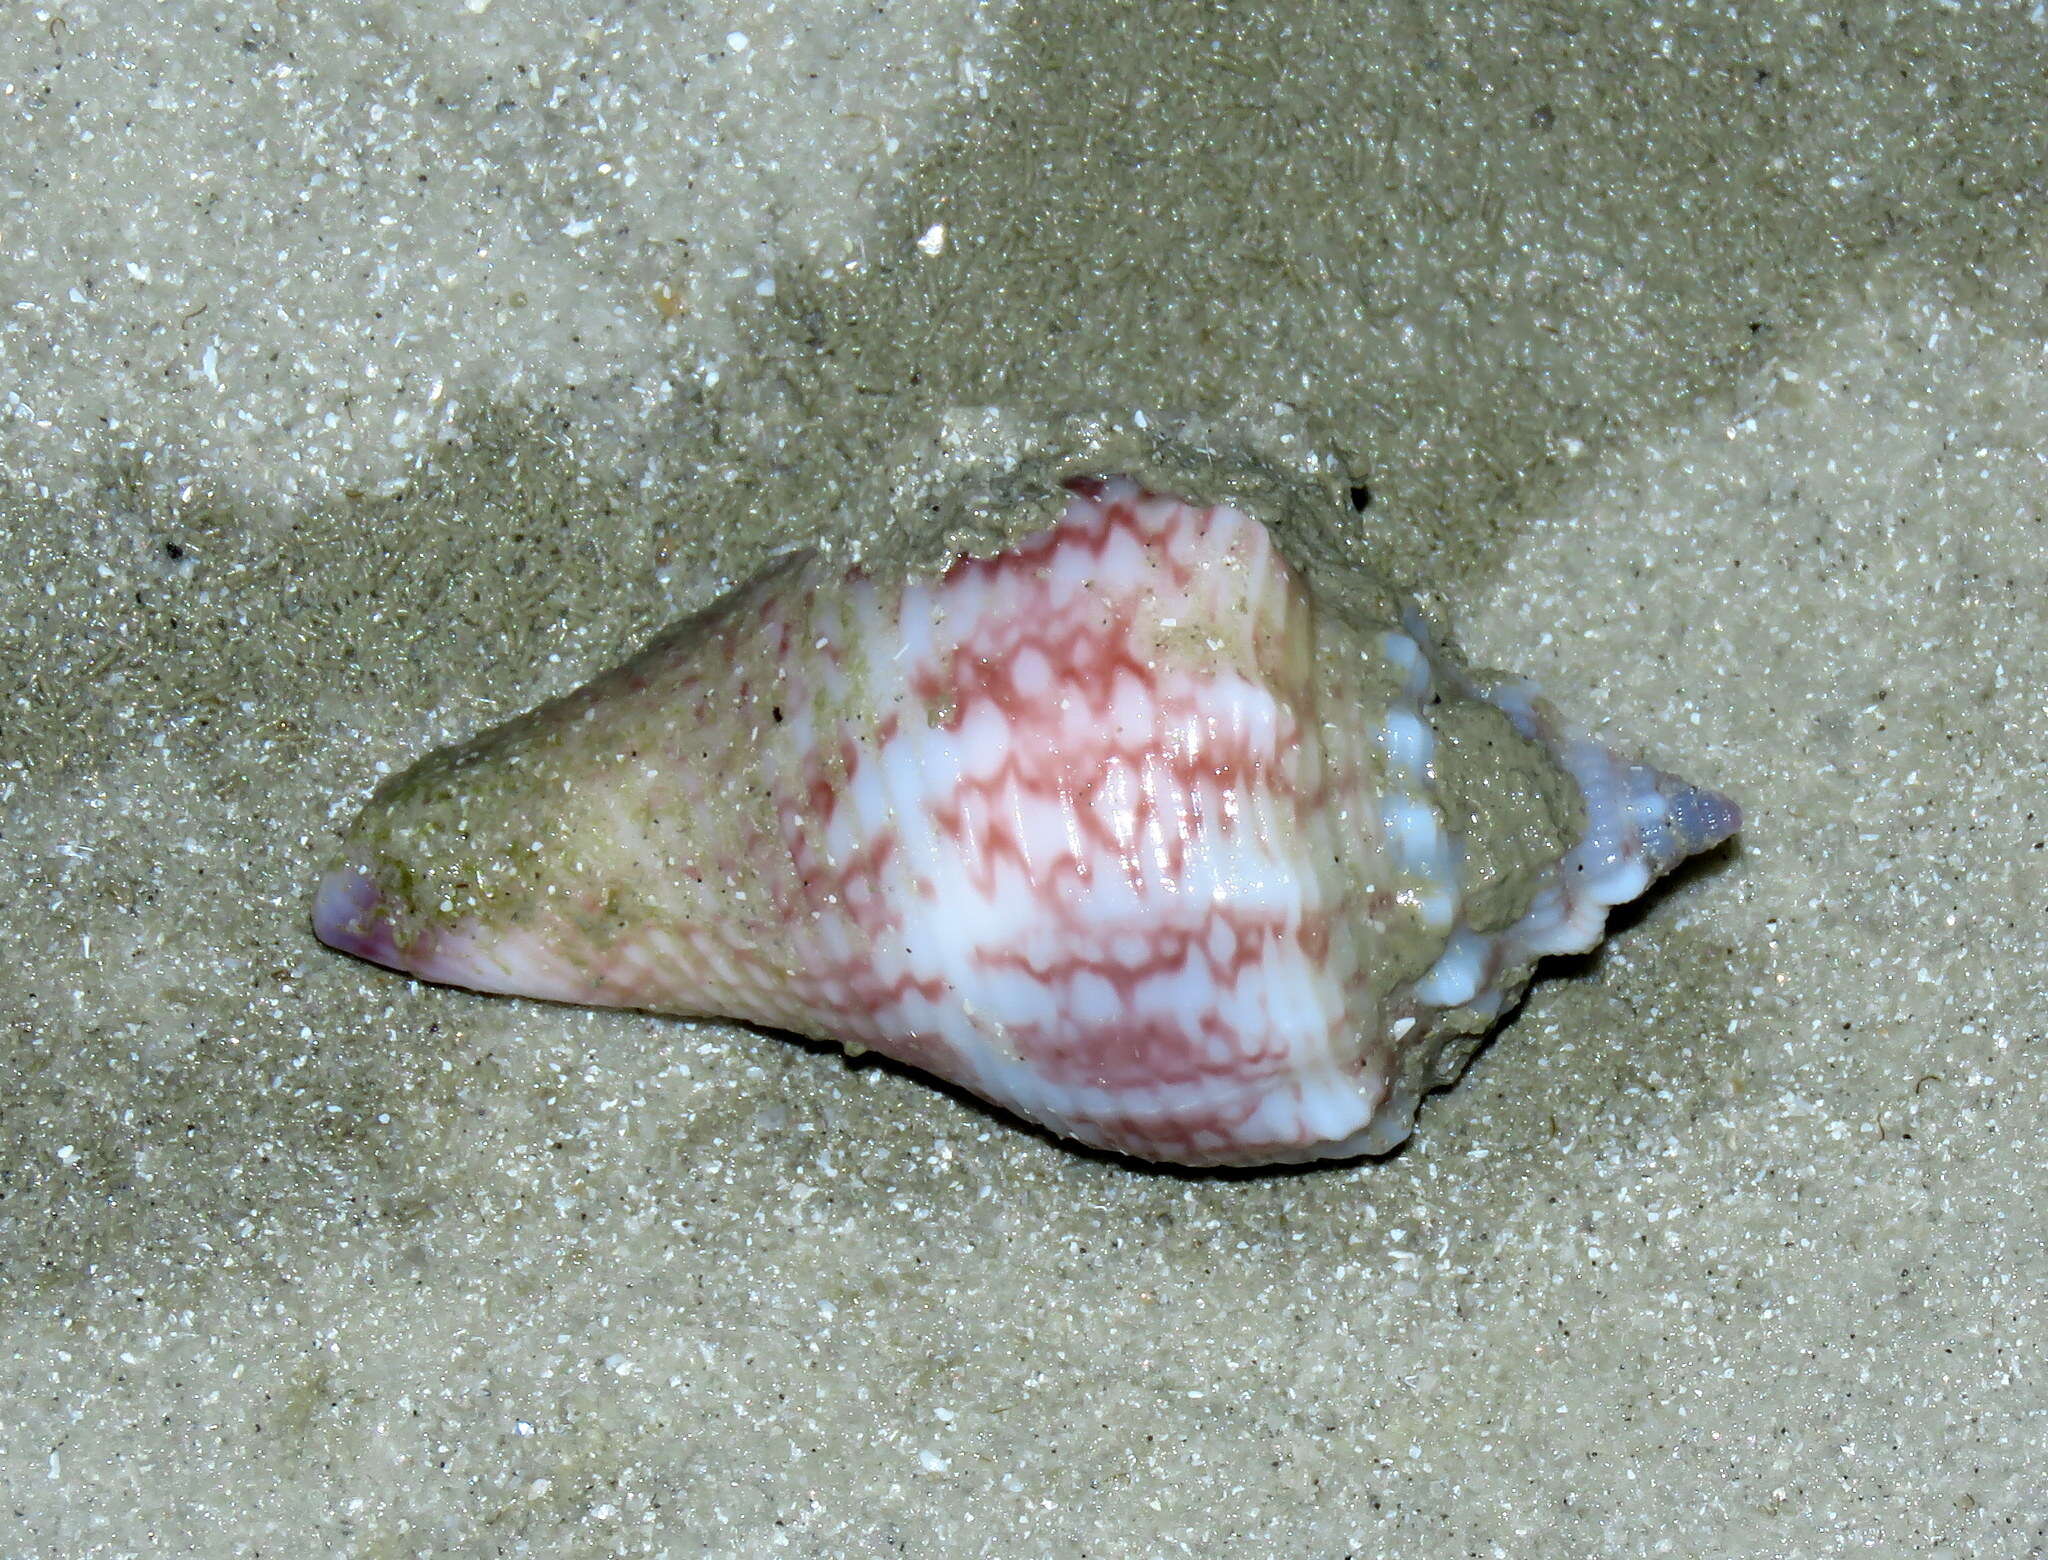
[4,3,2045,1555]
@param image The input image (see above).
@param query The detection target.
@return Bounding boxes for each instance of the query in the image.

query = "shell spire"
[314,477,1738,1166]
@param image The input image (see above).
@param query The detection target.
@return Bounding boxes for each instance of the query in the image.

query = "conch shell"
[314,476,1737,1165]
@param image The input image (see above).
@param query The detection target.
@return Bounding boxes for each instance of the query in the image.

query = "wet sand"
[4,3,2045,1554]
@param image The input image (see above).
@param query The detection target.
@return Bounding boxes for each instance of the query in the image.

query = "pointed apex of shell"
[1478,729,1740,964]
[1656,776,1744,864]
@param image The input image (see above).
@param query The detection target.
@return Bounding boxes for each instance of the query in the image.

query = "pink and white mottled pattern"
[314,477,1738,1165]
[767,478,1360,1162]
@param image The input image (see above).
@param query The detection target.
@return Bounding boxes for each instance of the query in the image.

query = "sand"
[4,1,2045,1555]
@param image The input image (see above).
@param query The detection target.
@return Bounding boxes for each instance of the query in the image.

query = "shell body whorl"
[314,477,1738,1165]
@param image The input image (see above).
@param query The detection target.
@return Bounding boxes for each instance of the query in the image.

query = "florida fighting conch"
[313,472,1738,1166]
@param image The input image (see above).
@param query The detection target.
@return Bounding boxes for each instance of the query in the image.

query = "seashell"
[313,475,1738,1166]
